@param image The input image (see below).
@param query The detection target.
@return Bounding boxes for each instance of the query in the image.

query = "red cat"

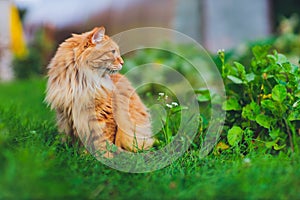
[45,27,153,157]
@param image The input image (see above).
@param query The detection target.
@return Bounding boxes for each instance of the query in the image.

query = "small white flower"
[165,95,168,100]
[293,100,300,108]
[243,158,251,164]
[171,102,178,106]
[166,103,173,108]
[158,92,165,96]
[217,49,225,54]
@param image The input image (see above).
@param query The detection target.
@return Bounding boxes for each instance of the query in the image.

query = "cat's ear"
[91,27,105,44]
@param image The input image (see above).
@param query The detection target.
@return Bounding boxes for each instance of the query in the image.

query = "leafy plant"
[218,46,300,154]
[125,42,300,155]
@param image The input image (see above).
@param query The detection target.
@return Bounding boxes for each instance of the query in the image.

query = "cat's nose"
[118,57,124,65]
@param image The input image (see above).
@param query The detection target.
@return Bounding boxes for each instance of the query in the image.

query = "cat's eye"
[111,50,116,54]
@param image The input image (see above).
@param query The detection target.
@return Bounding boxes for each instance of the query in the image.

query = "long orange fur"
[45,27,153,157]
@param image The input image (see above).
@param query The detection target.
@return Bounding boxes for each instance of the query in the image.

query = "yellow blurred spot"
[214,141,230,155]
[216,141,230,150]
[9,5,28,58]
[262,94,272,99]
[262,73,267,80]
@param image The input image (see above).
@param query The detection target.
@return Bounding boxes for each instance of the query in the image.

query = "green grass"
[0,78,299,199]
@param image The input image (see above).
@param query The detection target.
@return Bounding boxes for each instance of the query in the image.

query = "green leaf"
[282,62,292,72]
[292,100,300,108]
[245,73,255,83]
[296,90,300,98]
[234,62,245,72]
[288,110,300,121]
[261,100,276,111]
[252,45,270,59]
[227,126,243,146]
[170,106,188,114]
[227,75,243,84]
[291,64,300,74]
[242,102,260,121]
[265,140,277,149]
[269,129,280,140]
[275,74,288,85]
[255,114,273,129]
[222,97,241,111]
[272,84,287,103]
[263,64,278,73]
[234,62,246,78]
[196,88,211,102]
[265,138,286,150]
[277,53,289,64]
[274,143,286,150]
[197,94,210,102]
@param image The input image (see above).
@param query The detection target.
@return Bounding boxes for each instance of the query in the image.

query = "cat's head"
[74,27,124,76]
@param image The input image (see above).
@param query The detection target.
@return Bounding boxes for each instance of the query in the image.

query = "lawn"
[0,78,299,199]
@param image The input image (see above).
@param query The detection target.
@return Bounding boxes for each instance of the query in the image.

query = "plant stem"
[287,119,298,153]
[247,86,254,102]
[284,119,294,153]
